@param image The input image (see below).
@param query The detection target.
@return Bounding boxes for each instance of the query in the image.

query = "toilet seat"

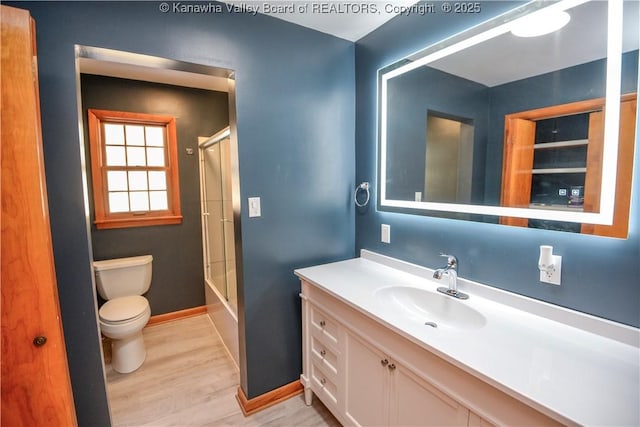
[100,295,149,325]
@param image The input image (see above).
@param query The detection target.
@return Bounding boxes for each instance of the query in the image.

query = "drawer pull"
[320,349,326,357]
[388,363,396,371]
[320,378,327,385]
[381,358,389,367]
[319,320,326,327]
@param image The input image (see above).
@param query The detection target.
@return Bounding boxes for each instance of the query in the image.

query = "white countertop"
[295,251,640,426]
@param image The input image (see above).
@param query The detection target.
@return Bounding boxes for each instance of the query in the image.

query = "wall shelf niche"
[500,94,636,237]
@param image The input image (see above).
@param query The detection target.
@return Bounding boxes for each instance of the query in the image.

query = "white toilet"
[93,255,153,374]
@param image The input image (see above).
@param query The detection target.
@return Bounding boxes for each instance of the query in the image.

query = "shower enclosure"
[199,126,239,365]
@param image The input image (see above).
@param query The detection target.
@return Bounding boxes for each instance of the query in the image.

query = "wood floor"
[105,314,340,426]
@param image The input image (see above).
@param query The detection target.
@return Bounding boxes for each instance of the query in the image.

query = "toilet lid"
[100,296,148,323]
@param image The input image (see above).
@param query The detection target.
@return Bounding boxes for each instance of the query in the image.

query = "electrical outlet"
[540,254,562,286]
[381,224,390,244]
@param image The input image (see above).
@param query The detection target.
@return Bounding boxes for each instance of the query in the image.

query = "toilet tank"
[93,255,153,300]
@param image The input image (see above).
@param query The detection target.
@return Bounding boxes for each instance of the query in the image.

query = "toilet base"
[111,331,146,373]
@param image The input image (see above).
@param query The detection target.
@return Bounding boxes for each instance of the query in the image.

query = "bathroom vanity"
[295,251,639,426]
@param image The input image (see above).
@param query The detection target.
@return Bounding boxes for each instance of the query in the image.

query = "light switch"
[381,224,390,244]
[248,197,261,218]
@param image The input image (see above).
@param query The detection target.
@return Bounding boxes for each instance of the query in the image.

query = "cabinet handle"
[388,363,396,371]
[320,378,327,385]
[380,358,389,367]
[319,320,326,327]
[320,349,326,357]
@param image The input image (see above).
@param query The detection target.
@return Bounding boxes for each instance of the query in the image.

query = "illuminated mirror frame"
[379,0,625,225]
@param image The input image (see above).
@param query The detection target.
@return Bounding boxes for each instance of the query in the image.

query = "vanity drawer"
[310,335,339,380]
[310,304,340,348]
[310,360,339,410]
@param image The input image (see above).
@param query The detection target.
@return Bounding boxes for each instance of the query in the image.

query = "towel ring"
[354,182,370,207]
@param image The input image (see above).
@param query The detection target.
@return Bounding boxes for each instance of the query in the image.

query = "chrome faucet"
[433,253,469,300]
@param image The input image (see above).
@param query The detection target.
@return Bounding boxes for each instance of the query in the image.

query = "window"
[88,109,182,229]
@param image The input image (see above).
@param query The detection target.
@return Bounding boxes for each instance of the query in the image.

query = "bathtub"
[204,277,239,368]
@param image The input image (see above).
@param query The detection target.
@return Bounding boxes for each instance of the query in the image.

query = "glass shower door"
[199,128,237,314]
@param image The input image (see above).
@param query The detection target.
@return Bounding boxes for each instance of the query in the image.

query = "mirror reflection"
[380,0,638,237]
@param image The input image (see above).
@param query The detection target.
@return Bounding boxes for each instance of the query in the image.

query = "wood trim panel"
[504,93,637,122]
[146,305,207,327]
[94,214,183,229]
[1,5,77,425]
[581,98,636,238]
[500,118,535,227]
[236,381,304,416]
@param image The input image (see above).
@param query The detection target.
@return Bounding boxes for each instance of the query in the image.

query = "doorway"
[425,111,475,203]
[75,45,243,417]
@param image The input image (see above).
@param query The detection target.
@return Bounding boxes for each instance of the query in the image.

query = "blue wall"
[12,1,355,425]
[356,3,640,328]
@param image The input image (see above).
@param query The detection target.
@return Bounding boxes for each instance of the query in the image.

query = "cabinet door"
[344,332,389,426]
[390,363,469,426]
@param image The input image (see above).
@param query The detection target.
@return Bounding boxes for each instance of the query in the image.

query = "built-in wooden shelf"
[531,167,587,174]
[533,139,588,149]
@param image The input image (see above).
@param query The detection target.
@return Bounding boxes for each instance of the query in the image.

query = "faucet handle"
[439,253,457,267]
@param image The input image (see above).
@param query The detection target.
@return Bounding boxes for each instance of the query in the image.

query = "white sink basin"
[374,286,486,330]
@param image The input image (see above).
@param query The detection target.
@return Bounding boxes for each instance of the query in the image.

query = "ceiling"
[426,0,639,87]
[221,0,419,41]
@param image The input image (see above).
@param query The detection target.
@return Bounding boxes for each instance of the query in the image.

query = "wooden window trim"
[88,109,182,229]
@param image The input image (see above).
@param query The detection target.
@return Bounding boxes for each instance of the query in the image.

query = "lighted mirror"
[379,0,638,237]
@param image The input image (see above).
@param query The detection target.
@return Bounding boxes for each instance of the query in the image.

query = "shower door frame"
[198,127,237,312]
[198,123,242,368]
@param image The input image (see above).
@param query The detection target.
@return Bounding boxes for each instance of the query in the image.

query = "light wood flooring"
[105,314,340,426]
